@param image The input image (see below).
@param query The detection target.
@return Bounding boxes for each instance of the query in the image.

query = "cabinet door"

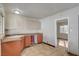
[1,40,23,56]
[37,34,43,44]
[24,36,32,47]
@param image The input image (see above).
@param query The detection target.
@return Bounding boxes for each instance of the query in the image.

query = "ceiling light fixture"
[12,8,23,15]
[14,10,20,14]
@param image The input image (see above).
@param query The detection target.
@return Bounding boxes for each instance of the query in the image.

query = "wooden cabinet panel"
[1,34,43,56]
[37,34,43,44]
[20,37,25,51]
[1,39,24,56]
[24,36,32,47]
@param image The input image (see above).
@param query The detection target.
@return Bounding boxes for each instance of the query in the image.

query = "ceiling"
[3,3,79,19]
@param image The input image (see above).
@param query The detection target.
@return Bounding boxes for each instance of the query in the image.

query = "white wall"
[5,13,41,35]
[78,16,79,55]
[0,14,3,36]
[41,6,79,55]
[0,5,5,39]
[0,5,1,56]
[0,4,5,56]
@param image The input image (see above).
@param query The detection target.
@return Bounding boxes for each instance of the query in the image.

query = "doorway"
[56,19,68,49]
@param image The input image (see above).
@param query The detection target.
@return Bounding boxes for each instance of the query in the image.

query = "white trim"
[55,17,69,49]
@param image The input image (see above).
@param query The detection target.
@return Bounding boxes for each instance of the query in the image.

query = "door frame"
[55,17,69,49]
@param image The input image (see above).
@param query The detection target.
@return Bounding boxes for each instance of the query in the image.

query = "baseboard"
[43,42,55,47]
[67,52,78,56]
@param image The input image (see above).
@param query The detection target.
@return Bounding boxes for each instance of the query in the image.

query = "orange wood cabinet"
[1,34,43,56]
[37,34,43,44]
[24,35,32,48]
[1,39,24,56]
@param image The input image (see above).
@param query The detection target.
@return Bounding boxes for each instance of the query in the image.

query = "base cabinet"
[1,40,24,56]
[1,33,43,56]
[37,34,43,44]
[24,36,32,48]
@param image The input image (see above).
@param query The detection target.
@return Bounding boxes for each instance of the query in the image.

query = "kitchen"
[0,3,79,56]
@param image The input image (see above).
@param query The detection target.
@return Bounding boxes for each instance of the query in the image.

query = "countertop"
[1,33,43,43]
[2,35,25,43]
[6,33,43,36]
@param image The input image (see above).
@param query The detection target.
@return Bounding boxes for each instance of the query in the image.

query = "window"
[60,25,68,34]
